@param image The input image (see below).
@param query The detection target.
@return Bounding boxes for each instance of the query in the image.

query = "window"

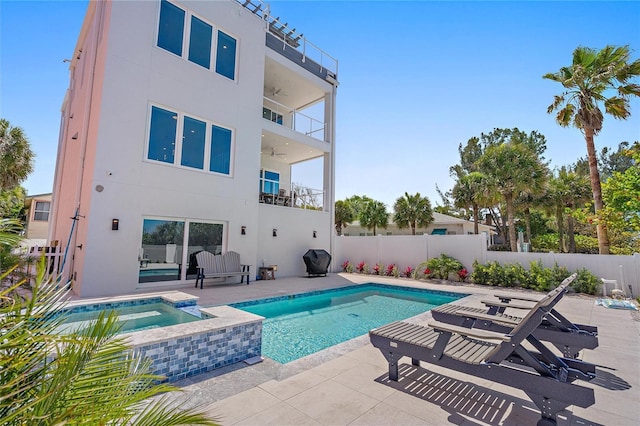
[156,2,236,81]
[181,116,206,169]
[188,15,212,68]
[148,106,177,164]
[263,107,283,125]
[260,170,279,194]
[33,201,50,221]
[215,30,236,80]
[210,125,231,174]
[139,218,223,283]
[157,0,184,56]
[147,105,232,176]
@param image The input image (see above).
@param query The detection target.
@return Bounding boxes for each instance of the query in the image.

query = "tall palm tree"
[360,200,388,236]
[478,142,547,252]
[451,172,486,234]
[543,45,640,254]
[0,119,34,191]
[392,192,434,235]
[334,200,354,236]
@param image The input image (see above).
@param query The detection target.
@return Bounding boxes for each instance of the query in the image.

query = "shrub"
[404,266,414,278]
[385,263,396,276]
[356,261,367,273]
[572,268,601,295]
[372,263,384,275]
[420,254,464,280]
[341,260,353,273]
[456,268,468,282]
[470,260,490,285]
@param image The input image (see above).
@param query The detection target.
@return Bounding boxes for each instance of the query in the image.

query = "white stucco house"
[49,0,338,297]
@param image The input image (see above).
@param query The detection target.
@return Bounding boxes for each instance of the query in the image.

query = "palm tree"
[543,45,640,254]
[478,142,547,252]
[0,119,35,191]
[392,192,434,235]
[360,200,388,236]
[334,200,354,236]
[0,256,218,424]
[451,172,486,234]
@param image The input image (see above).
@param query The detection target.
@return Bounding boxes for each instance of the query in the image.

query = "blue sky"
[1,0,639,209]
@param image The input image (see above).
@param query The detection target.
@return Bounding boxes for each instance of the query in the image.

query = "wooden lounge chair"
[431,274,598,358]
[194,251,251,289]
[370,283,598,426]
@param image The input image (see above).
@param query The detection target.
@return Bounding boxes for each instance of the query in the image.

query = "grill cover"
[303,249,332,276]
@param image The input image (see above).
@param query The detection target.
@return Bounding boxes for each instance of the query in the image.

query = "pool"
[56,300,200,335]
[232,283,467,363]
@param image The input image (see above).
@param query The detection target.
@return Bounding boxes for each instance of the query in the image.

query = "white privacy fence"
[333,235,640,297]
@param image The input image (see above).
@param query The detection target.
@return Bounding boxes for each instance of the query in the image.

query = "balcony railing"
[236,0,338,77]
[259,184,324,210]
[263,96,325,141]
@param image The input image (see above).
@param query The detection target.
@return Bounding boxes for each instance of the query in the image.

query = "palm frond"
[604,97,631,119]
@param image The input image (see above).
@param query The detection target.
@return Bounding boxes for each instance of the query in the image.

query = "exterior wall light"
[272,229,277,237]
[313,230,317,238]
[241,226,246,235]
[112,218,119,231]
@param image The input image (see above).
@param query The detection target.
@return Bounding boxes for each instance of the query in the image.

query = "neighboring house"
[343,212,495,241]
[23,193,52,242]
[49,0,338,297]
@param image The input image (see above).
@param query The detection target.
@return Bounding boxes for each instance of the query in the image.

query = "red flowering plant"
[385,263,396,276]
[372,264,381,275]
[404,266,414,278]
[356,261,366,273]
[457,268,469,282]
[423,268,433,278]
[342,260,353,273]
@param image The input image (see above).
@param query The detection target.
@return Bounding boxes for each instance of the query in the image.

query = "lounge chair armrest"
[493,293,542,303]
[481,299,533,310]
[442,309,520,326]
[428,320,512,342]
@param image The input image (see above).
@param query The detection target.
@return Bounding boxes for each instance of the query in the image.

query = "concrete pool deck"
[117,274,639,425]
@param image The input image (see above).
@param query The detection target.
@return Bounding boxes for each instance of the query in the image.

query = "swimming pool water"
[57,302,200,335]
[233,284,466,363]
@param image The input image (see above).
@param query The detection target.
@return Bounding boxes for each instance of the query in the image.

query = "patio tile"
[348,401,427,426]
[259,370,328,400]
[331,361,396,400]
[203,387,280,425]
[234,402,321,426]
[286,380,379,425]
[307,353,362,379]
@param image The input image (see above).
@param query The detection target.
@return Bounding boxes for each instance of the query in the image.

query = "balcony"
[259,184,324,210]
[263,96,324,141]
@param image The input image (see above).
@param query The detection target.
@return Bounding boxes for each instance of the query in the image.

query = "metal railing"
[236,0,338,76]
[263,96,325,141]
[259,183,324,210]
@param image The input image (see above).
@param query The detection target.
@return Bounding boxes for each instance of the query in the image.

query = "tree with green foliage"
[478,141,547,252]
[544,45,640,254]
[392,192,433,235]
[0,119,34,191]
[601,142,640,232]
[451,172,486,234]
[345,195,373,218]
[0,186,26,219]
[360,200,388,236]
[334,199,355,236]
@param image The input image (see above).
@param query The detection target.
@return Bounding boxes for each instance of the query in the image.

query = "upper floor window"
[34,201,50,221]
[188,15,212,69]
[157,0,237,79]
[157,0,184,56]
[147,105,233,176]
[215,30,236,80]
[260,170,280,194]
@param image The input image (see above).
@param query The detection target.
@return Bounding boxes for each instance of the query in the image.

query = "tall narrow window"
[148,106,177,164]
[157,0,185,56]
[181,116,206,169]
[210,125,231,174]
[188,15,212,69]
[33,201,50,221]
[215,31,236,80]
